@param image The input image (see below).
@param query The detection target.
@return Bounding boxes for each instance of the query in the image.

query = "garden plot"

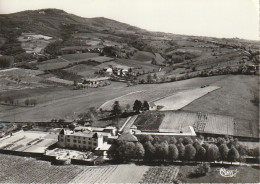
[154,86,220,111]
[140,166,179,183]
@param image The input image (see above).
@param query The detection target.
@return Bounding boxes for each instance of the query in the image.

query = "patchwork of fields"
[0,154,180,183]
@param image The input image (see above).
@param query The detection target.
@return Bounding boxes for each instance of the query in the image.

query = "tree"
[135,142,145,160]
[219,144,229,161]
[125,142,136,160]
[137,134,154,144]
[44,40,62,56]
[184,144,196,160]
[216,137,226,147]
[168,144,179,161]
[207,144,220,161]
[177,143,185,159]
[228,146,240,163]
[169,136,177,144]
[178,138,184,144]
[133,100,142,113]
[125,104,131,112]
[153,73,157,80]
[142,101,149,111]
[25,99,29,106]
[0,56,14,68]
[183,137,193,145]
[144,141,155,160]
[193,141,201,151]
[197,146,206,162]
[112,101,122,116]
[147,73,152,83]
[155,142,169,161]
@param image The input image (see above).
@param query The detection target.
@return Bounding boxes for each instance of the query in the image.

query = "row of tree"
[111,100,150,116]
[108,135,259,163]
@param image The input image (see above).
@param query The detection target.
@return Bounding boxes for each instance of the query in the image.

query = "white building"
[57,127,118,155]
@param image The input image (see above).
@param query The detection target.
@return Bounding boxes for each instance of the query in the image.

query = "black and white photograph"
[0,0,259,183]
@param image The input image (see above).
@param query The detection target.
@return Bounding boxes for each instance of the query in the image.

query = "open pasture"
[154,86,220,111]
[37,58,70,70]
[99,87,179,111]
[64,64,98,77]
[131,51,155,61]
[61,53,99,62]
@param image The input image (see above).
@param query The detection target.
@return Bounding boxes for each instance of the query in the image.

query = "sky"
[0,0,259,40]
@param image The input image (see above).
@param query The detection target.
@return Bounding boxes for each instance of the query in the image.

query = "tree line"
[108,135,259,163]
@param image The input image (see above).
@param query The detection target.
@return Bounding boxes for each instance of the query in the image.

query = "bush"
[0,56,14,68]
[190,163,211,178]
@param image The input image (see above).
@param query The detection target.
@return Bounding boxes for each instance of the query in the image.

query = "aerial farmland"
[0,4,259,184]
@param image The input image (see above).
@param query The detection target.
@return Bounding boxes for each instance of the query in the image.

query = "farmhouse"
[82,77,110,87]
[148,102,157,111]
[57,127,118,155]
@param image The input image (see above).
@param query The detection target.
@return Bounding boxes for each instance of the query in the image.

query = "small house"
[148,102,157,111]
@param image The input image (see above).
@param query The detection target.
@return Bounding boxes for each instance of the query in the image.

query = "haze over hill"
[0,0,258,40]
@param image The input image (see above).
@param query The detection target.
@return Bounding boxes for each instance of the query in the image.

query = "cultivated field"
[71,164,149,183]
[159,111,235,135]
[0,154,84,183]
[140,166,179,183]
[154,86,220,111]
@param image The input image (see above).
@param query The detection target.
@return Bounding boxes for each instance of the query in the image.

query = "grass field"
[61,53,99,62]
[183,75,258,125]
[0,75,257,129]
[131,51,155,61]
[178,165,259,183]
[154,86,220,111]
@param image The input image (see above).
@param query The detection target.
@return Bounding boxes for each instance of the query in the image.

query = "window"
[60,139,64,142]
[78,140,81,143]
[83,141,86,144]
[73,140,77,143]
[93,143,97,146]
[67,139,70,142]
